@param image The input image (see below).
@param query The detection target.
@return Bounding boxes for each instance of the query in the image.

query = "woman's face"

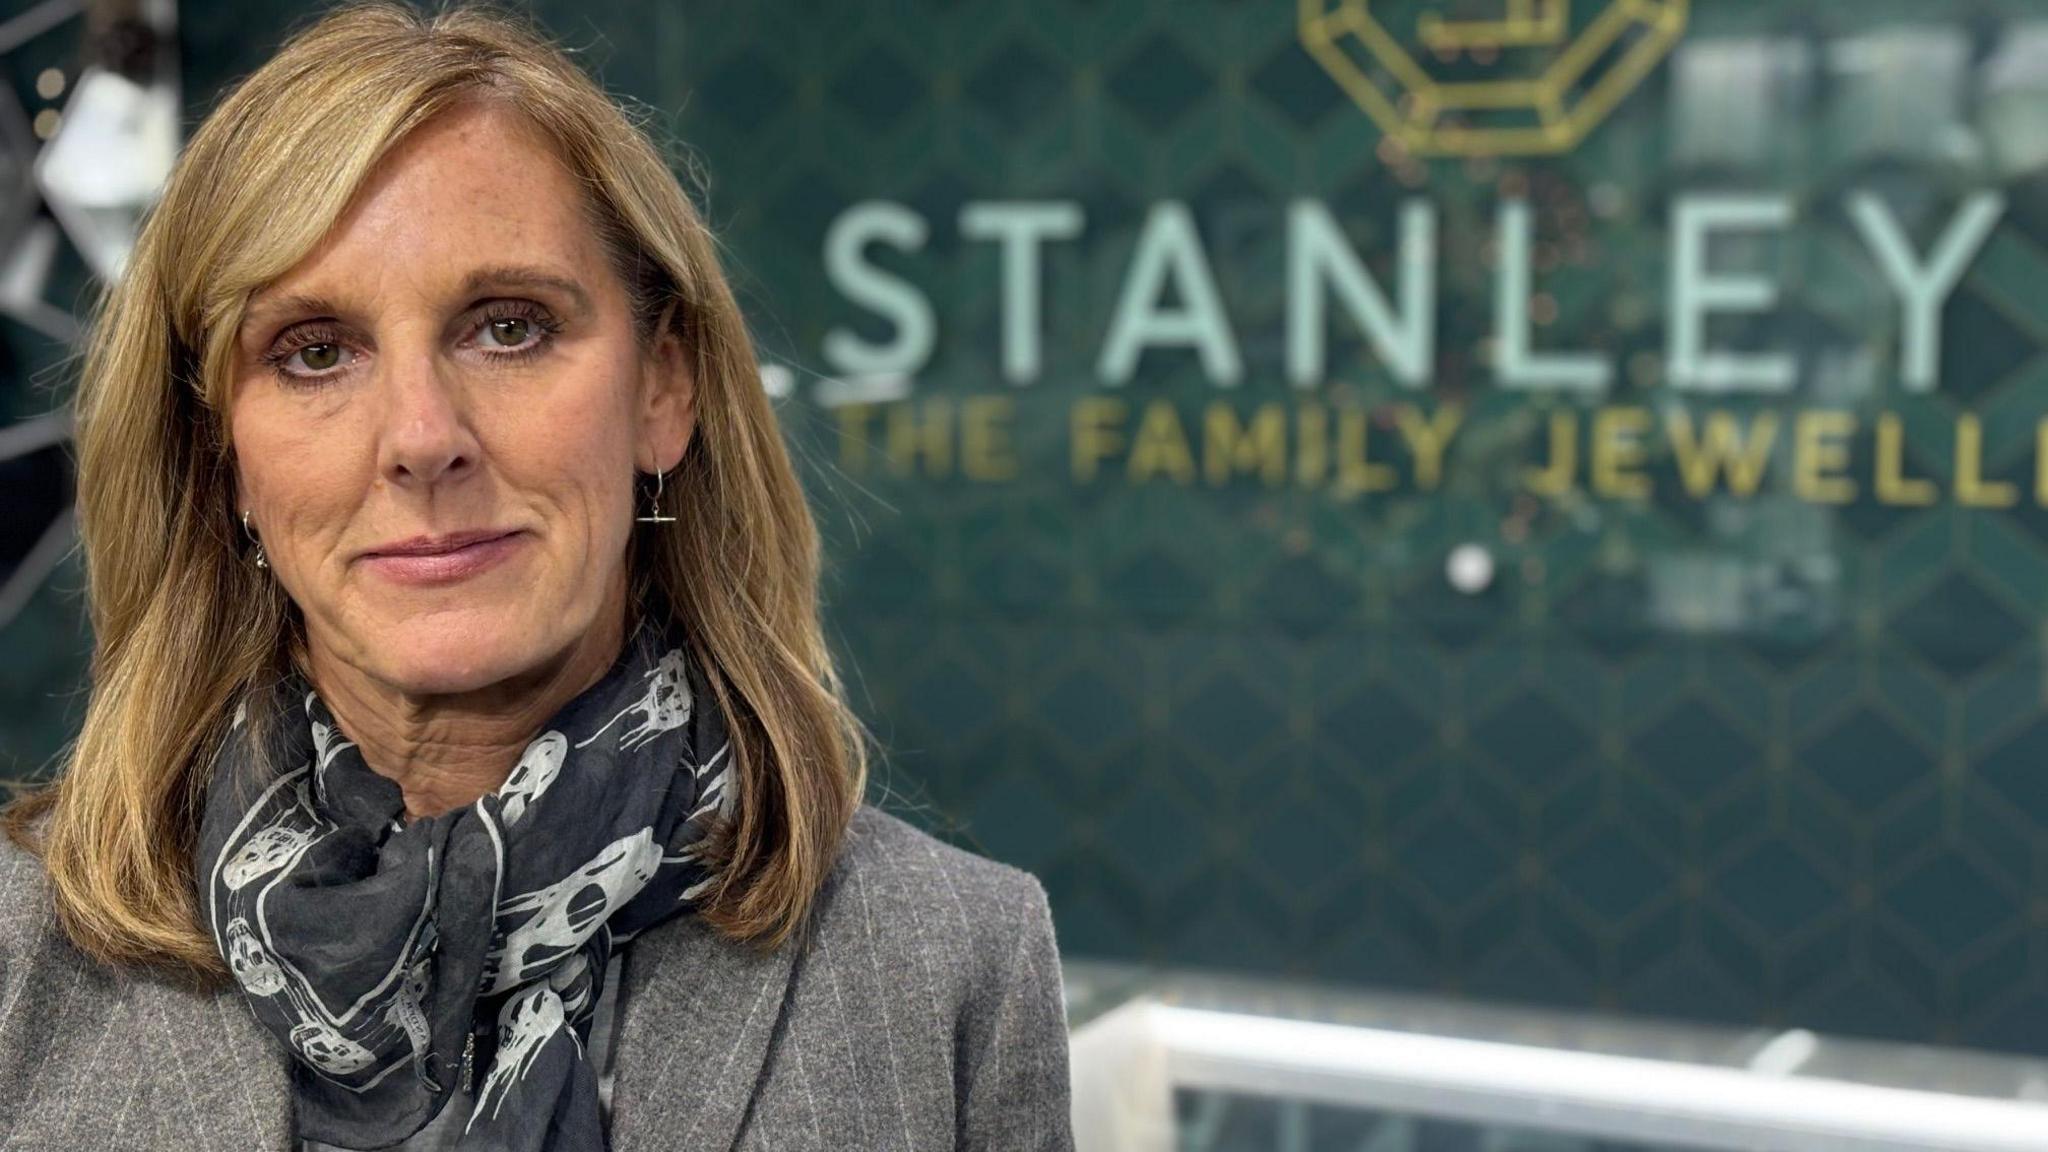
[228,99,692,699]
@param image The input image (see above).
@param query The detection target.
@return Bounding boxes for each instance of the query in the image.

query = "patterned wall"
[6,0,2048,1058]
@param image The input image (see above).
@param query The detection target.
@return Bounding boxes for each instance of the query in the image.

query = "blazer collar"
[175,911,799,1151]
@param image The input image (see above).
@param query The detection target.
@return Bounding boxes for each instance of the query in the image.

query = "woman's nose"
[373,350,482,489]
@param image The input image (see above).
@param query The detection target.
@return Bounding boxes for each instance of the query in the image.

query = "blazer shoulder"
[836,803,1049,918]
[0,829,59,962]
[0,828,106,1023]
[0,827,166,1009]
[810,804,1055,988]
[0,828,297,1151]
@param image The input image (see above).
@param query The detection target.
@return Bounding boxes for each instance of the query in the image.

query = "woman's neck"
[303,609,628,821]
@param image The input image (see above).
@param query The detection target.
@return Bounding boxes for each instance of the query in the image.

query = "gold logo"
[1301,0,1689,156]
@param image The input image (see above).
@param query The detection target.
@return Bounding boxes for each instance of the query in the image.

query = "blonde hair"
[2,0,867,980]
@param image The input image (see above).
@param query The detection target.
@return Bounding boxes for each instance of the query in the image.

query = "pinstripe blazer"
[0,804,1074,1150]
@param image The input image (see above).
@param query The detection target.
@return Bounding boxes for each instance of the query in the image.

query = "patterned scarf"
[197,614,732,1151]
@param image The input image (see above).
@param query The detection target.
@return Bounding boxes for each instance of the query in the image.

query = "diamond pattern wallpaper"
[6,0,2048,1058]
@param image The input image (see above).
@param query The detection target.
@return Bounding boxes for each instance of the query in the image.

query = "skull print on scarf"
[197,612,733,1151]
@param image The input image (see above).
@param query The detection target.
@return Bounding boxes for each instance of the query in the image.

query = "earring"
[241,510,268,570]
[637,468,676,524]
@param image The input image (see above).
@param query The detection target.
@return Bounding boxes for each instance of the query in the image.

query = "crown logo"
[1301,0,1690,156]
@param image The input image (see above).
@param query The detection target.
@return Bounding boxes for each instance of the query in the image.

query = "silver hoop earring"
[241,510,269,570]
[637,468,675,524]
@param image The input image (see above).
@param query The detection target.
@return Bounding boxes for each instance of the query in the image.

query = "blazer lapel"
[128,977,295,1151]
[605,914,800,1152]
[217,989,298,1149]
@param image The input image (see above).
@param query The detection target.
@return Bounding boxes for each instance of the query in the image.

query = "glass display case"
[1068,960,2048,1152]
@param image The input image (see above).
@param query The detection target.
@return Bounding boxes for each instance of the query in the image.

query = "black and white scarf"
[198,614,732,1151]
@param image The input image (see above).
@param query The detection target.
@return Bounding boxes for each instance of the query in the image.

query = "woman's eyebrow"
[242,291,340,337]
[458,264,592,312]
[241,265,593,337]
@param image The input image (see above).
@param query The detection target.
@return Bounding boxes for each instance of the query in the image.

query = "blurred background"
[6,1,2048,1148]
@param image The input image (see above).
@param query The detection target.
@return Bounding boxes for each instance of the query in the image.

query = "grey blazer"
[0,804,1075,1151]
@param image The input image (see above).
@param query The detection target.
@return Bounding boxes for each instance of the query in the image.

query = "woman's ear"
[638,301,695,474]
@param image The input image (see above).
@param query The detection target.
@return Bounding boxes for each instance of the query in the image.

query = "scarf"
[197,614,732,1151]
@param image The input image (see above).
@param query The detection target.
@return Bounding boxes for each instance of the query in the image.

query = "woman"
[0,3,1073,1149]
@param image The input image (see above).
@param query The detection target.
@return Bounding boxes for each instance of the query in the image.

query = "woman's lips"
[361,532,524,585]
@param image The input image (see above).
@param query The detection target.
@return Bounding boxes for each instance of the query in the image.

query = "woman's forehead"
[239,104,610,333]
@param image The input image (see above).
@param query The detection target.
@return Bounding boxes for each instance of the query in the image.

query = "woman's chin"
[358,615,552,697]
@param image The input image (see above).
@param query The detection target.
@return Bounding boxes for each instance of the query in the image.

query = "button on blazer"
[0,804,1076,1151]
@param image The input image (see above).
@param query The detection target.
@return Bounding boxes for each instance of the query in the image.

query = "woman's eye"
[485,317,531,348]
[265,307,554,388]
[270,341,351,380]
